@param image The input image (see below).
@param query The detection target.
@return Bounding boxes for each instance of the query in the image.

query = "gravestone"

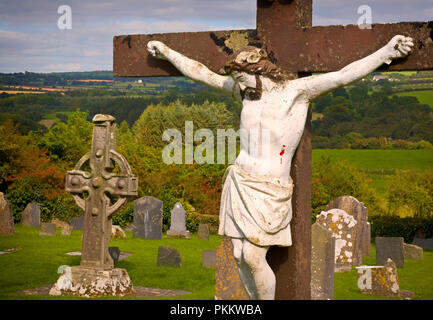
[403,243,423,260]
[0,192,14,235]
[166,202,190,238]
[412,238,433,250]
[61,225,73,236]
[21,202,40,227]
[69,215,84,230]
[356,259,400,297]
[51,218,73,235]
[197,224,209,241]
[325,195,370,264]
[40,223,56,236]
[157,246,181,267]
[202,250,216,268]
[375,237,404,268]
[111,225,126,239]
[316,208,358,272]
[133,196,163,240]
[311,223,335,300]
[50,115,138,297]
[215,237,249,300]
[109,247,121,264]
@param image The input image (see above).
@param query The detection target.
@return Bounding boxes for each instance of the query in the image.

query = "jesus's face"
[231,71,257,91]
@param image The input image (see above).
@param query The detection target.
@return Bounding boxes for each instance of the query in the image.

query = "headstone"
[109,247,121,264]
[316,208,358,272]
[21,202,40,227]
[111,225,126,239]
[0,192,14,235]
[157,246,181,267]
[61,225,73,236]
[166,202,190,238]
[133,196,162,240]
[311,223,335,300]
[412,238,433,250]
[0,248,19,255]
[40,222,56,236]
[215,237,249,300]
[69,215,84,230]
[49,115,137,297]
[202,250,216,268]
[325,195,370,264]
[356,259,400,297]
[404,243,423,260]
[51,218,73,235]
[375,237,404,268]
[67,251,132,262]
[197,224,209,240]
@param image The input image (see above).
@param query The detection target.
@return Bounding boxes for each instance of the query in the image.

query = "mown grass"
[394,90,433,108]
[0,225,219,300]
[312,149,433,171]
[1,225,432,300]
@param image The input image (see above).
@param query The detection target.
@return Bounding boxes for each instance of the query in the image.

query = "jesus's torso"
[235,80,309,184]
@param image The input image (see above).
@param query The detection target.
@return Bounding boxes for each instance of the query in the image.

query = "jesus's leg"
[242,240,275,300]
[231,238,258,299]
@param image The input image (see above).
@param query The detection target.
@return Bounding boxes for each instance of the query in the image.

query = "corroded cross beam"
[113,0,433,299]
[114,0,433,76]
[66,114,138,269]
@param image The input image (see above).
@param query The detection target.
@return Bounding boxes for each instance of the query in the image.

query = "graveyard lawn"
[1,225,433,300]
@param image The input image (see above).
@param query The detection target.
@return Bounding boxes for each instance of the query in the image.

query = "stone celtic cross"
[66,114,138,269]
[113,0,433,299]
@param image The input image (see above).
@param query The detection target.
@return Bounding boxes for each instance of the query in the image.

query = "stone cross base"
[49,266,135,297]
[166,230,190,238]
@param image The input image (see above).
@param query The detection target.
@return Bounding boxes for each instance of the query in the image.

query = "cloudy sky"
[0,0,432,73]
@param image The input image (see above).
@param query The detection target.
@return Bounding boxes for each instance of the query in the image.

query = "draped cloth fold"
[218,164,294,247]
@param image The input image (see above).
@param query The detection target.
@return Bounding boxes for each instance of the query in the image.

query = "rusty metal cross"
[113,0,433,299]
[66,114,138,269]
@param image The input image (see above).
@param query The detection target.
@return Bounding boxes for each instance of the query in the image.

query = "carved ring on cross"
[66,149,138,217]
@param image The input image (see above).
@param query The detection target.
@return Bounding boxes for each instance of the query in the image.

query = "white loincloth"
[218,164,294,247]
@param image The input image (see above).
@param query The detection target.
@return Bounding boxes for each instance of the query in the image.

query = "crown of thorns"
[222,46,295,82]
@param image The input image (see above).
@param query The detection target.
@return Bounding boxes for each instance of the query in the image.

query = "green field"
[394,90,433,108]
[313,149,433,171]
[312,149,433,195]
[0,225,432,300]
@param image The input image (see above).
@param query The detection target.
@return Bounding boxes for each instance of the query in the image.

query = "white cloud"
[0,1,432,72]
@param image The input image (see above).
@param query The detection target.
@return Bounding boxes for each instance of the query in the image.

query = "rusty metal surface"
[114,30,254,77]
[274,22,433,73]
[114,21,433,77]
[267,105,312,300]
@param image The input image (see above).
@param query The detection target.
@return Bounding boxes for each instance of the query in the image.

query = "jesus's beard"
[240,74,262,101]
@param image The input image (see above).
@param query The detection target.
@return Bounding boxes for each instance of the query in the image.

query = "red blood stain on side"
[279,145,286,156]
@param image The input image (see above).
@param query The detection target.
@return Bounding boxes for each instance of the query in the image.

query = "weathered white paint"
[147,35,413,300]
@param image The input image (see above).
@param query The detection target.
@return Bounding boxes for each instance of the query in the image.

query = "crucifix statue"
[50,114,138,297]
[114,0,433,300]
[147,35,413,300]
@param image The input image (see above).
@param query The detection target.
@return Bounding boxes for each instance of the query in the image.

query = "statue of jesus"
[147,35,413,299]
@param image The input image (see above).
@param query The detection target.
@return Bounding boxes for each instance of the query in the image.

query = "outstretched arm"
[147,40,235,93]
[297,35,414,100]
